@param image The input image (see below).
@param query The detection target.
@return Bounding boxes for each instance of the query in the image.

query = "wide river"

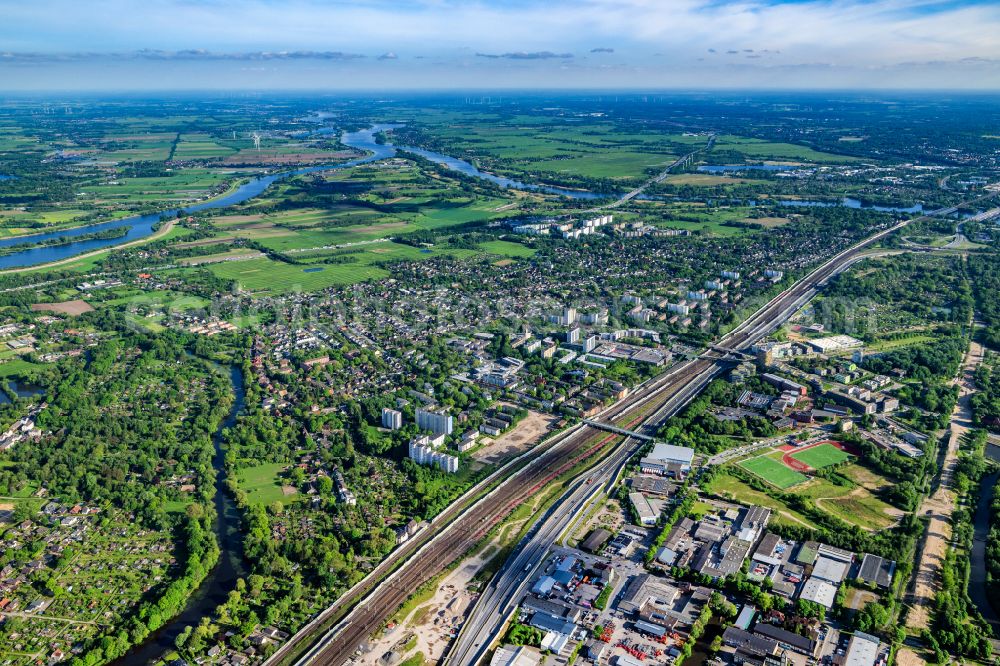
[1,126,939,271]
[0,125,604,270]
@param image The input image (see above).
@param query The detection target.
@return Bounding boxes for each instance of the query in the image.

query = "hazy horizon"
[3,0,1000,92]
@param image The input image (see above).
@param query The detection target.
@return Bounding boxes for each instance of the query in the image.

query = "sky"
[1,0,1000,90]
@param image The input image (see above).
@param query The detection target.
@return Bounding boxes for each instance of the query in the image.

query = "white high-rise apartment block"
[408,435,459,473]
[415,407,453,435]
[381,408,403,430]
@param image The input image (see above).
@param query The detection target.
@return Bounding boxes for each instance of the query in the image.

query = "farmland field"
[709,135,858,163]
[480,240,537,258]
[526,151,676,179]
[215,196,513,252]
[664,173,765,186]
[208,242,480,293]
[209,256,391,293]
[400,118,688,183]
[83,169,233,204]
[172,133,237,160]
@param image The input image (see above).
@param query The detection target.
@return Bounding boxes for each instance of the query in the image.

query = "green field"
[401,117,690,182]
[789,443,852,469]
[0,359,45,377]
[0,208,112,238]
[705,472,816,528]
[865,334,935,353]
[664,173,766,187]
[815,492,898,531]
[98,133,176,162]
[710,135,858,164]
[173,133,237,160]
[711,464,897,531]
[83,169,233,204]
[480,240,537,258]
[209,256,391,293]
[235,462,295,505]
[215,195,514,252]
[207,242,479,293]
[738,455,808,489]
[526,151,676,179]
[162,499,195,515]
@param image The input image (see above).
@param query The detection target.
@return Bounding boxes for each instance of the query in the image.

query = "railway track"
[276,191,998,666]
[445,361,723,665]
[268,357,708,666]
[300,360,712,666]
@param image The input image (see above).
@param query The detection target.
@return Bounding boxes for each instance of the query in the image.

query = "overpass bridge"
[705,344,754,361]
[581,419,655,441]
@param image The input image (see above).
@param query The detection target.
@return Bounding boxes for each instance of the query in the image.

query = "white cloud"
[0,0,998,88]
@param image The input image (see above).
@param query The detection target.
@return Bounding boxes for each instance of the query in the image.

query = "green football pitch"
[789,443,853,469]
[739,455,808,489]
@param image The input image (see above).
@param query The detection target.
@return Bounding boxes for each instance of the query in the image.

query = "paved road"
[583,135,715,212]
[445,369,718,665]
[268,357,716,666]
[285,191,998,666]
[442,206,961,665]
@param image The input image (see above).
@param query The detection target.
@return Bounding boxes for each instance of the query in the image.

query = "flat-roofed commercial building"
[640,443,695,475]
[844,632,880,666]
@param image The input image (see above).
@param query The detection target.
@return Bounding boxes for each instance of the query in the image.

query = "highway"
[443,198,994,666]
[445,367,719,666]
[266,346,734,666]
[585,135,715,212]
[277,191,996,666]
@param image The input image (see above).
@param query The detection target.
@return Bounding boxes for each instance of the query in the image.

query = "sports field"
[788,442,853,470]
[739,455,808,489]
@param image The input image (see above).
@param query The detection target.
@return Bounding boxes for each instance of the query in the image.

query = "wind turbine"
[251,131,261,152]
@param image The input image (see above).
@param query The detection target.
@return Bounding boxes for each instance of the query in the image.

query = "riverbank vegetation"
[0,93,998,666]
[0,314,234,664]
[927,437,994,660]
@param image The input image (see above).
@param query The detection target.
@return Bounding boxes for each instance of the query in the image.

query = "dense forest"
[970,253,1000,349]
